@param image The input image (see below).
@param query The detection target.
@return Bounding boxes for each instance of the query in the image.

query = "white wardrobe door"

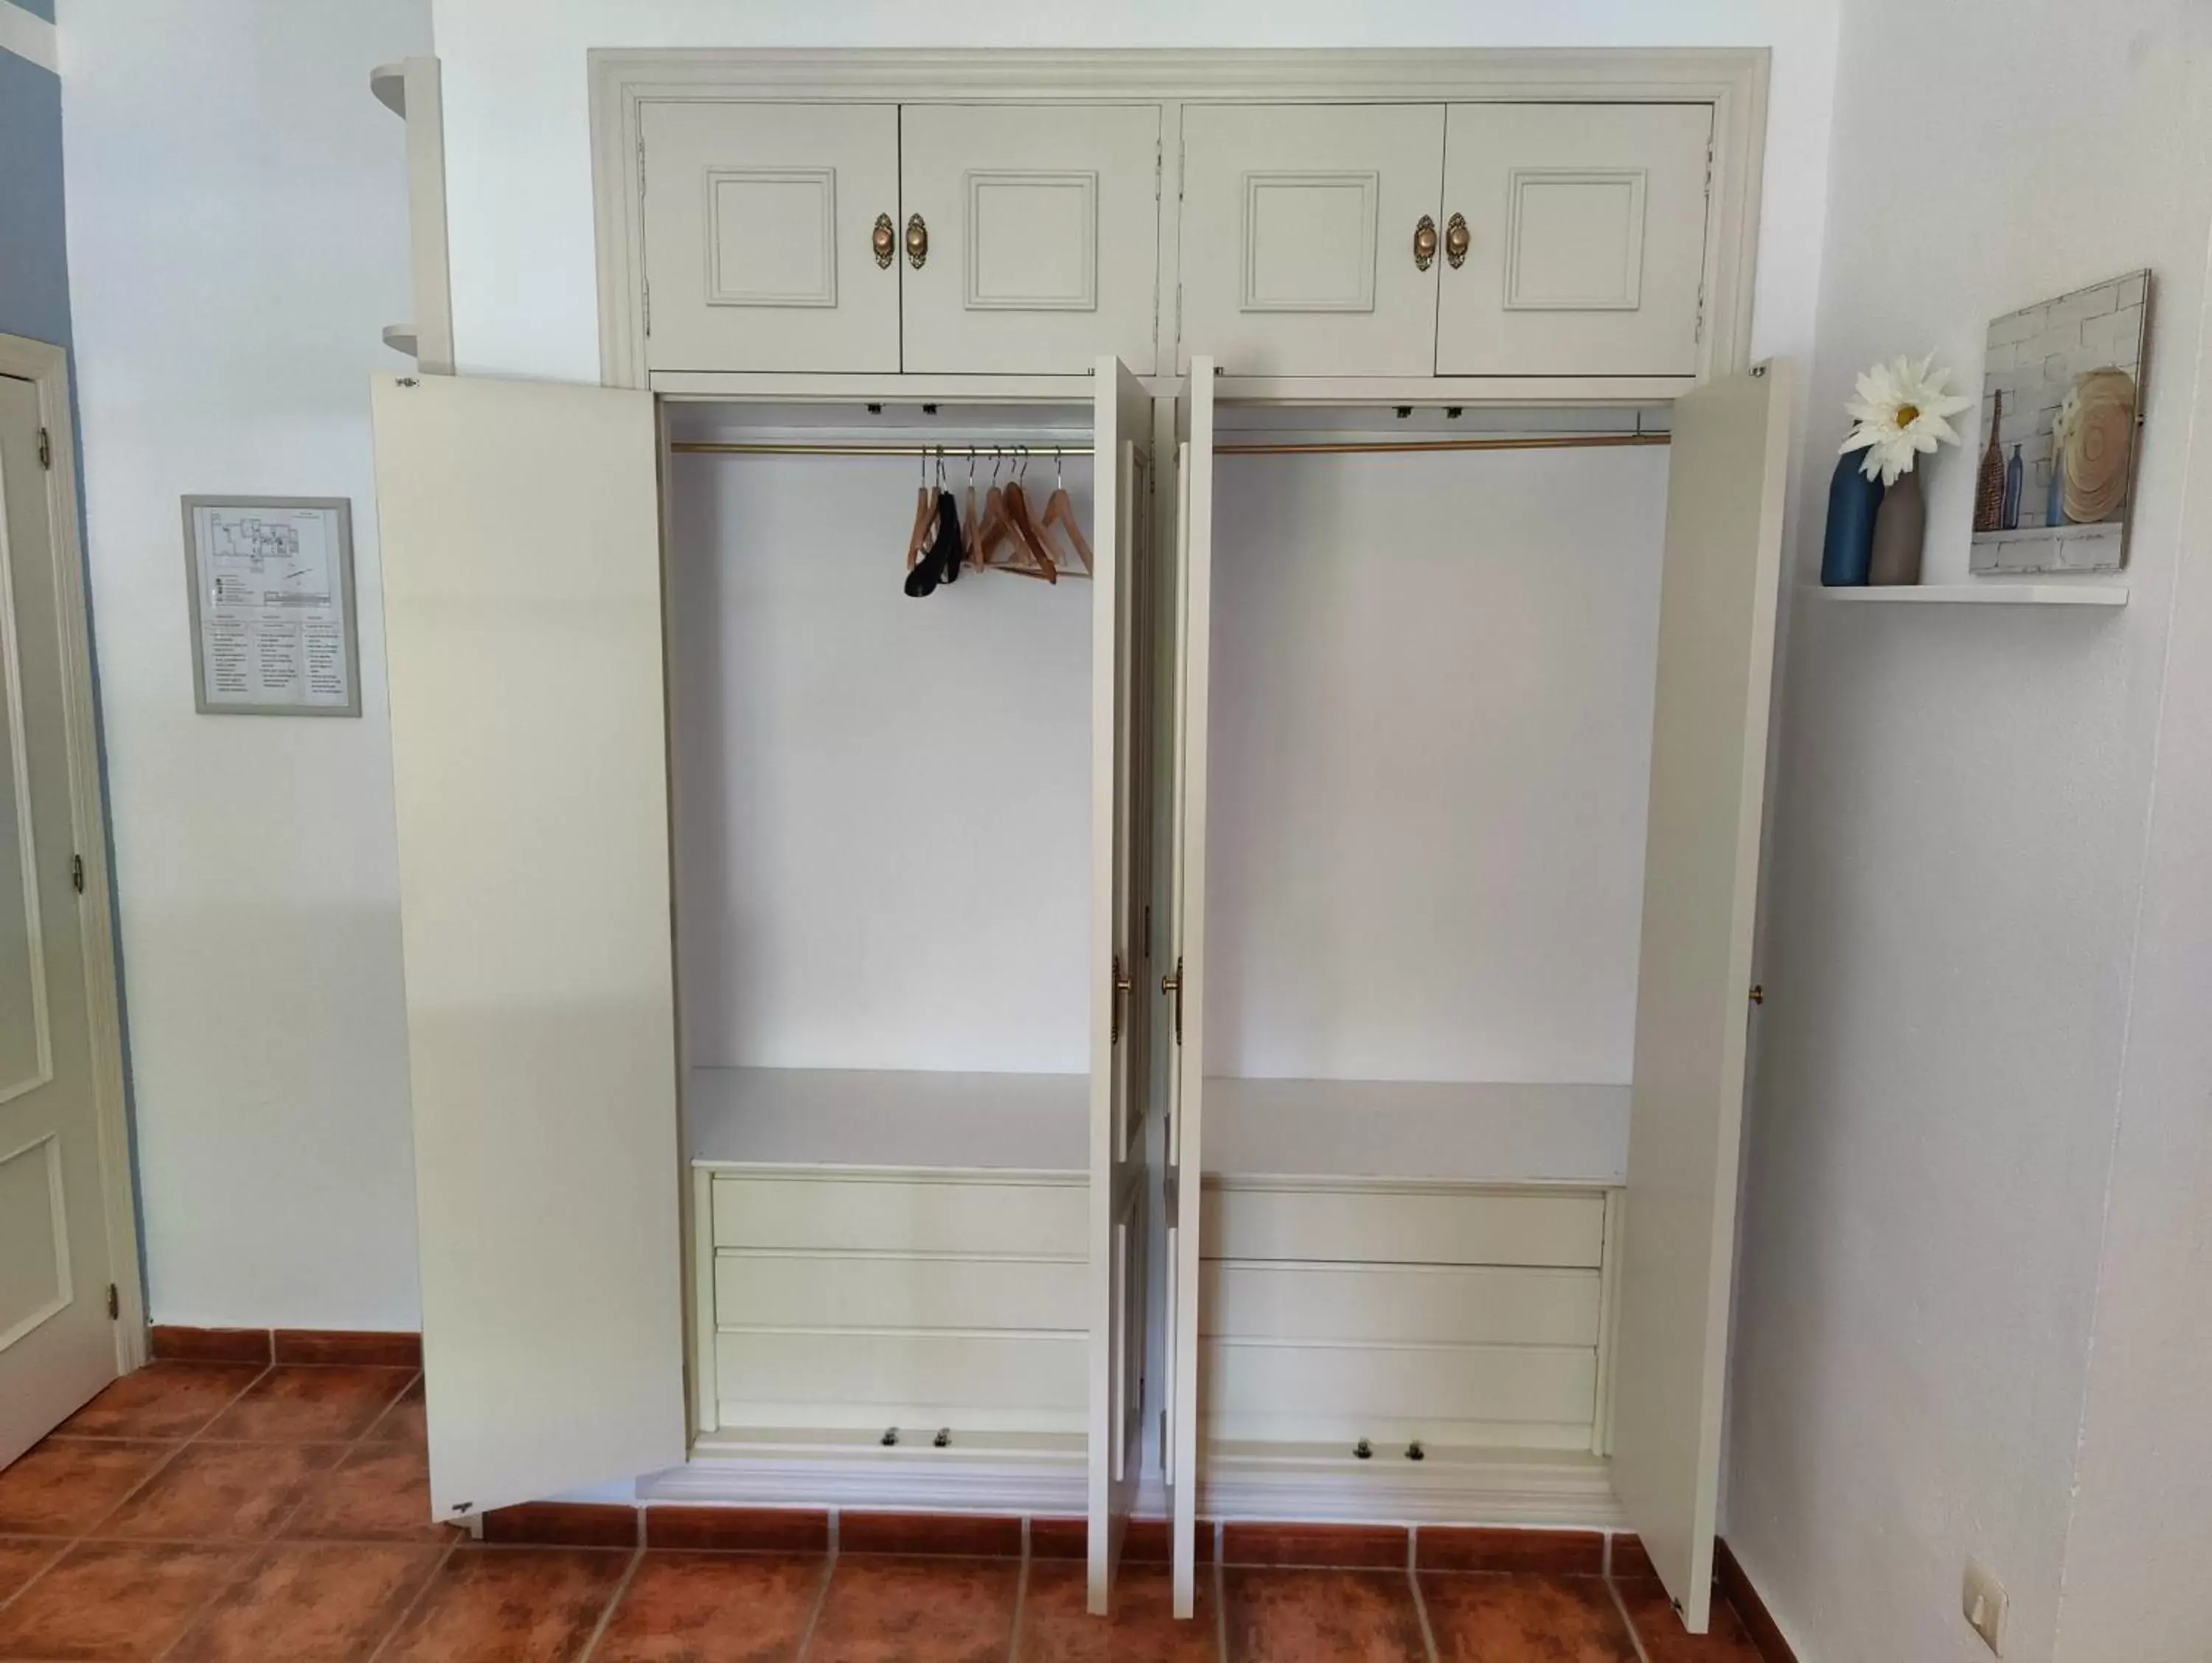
[1436,103,1714,377]
[1178,106,1444,376]
[640,101,900,373]
[1163,359,1215,1621]
[370,374,685,1521]
[1610,363,1792,1632]
[901,105,1161,374]
[1088,353,1153,1616]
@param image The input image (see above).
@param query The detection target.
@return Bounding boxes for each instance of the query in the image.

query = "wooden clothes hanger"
[995,450,1059,584]
[1039,447,1094,578]
[904,447,937,572]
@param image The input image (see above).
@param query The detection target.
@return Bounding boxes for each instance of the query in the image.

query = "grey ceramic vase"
[1868,466,1927,585]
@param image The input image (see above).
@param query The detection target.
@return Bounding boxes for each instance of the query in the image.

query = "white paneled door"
[1178,108,1445,376]
[370,374,686,1521]
[1161,358,1215,1620]
[1436,103,1714,377]
[0,370,118,1467]
[1089,355,1155,1615]
[640,101,902,373]
[901,106,1161,374]
[1610,363,1792,1631]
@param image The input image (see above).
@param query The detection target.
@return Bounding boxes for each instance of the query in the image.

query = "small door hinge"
[1143,903,1152,961]
[636,134,647,198]
[1748,983,1765,1005]
[71,854,83,893]
[1154,136,1162,204]
[642,280,651,337]
[106,1283,119,1319]
[38,428,52,469]
[1705,136,1716,199]
[1695,280,1707,346]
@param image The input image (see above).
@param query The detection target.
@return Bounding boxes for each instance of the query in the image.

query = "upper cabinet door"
[639,101,900,372]
[1436,104,1714,377]
[1610,363,1791,1633]
[901,106,1161,374]
[1178,105,1444,377]
[369,374,686,1521]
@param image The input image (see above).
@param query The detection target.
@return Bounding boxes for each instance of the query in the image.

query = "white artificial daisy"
[1840,352,1975,485]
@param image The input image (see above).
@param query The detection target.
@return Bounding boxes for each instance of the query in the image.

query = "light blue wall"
[0,34,70,347]
[10,0,54,21]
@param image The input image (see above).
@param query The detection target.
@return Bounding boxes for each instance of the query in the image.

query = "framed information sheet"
[182,495,361,717]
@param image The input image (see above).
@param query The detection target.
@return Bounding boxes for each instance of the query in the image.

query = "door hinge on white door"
[642,281,651,338]
[106,1284,119,1319]
[636,134,647,199]
[37,428,52,469]
[71,854,83,893]
[1695,282,1706,346]
[1705,136,1716,200]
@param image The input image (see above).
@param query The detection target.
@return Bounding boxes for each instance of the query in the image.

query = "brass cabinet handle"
[905,212,928,270]
[1111,958,1133,1044]
[1161,960,1183,1046]
[872,213,895,269]
[1444,212,1470,269]
[1413,215,1439,271]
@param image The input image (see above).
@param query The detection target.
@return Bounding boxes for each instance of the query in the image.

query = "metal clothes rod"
[668,433,1669,459]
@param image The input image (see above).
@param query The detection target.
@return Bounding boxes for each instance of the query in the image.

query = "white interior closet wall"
[667,450,1098,1074]
[1204,447,1667,1115]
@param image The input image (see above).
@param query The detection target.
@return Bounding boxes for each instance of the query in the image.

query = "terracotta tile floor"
[0,1362,1771,1662]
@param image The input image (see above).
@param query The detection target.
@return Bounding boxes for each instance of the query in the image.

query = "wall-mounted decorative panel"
[900,105,1159,374]
[641,102,900,372]
[1180,104,1443,376]
[1437,104,1711,377]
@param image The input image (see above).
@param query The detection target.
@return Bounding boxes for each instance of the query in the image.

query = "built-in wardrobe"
[369,49,1786,1634]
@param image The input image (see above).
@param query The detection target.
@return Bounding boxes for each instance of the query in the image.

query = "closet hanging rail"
[668,433,1669,459]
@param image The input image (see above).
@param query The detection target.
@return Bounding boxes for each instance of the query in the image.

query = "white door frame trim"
[0,333,142,1373]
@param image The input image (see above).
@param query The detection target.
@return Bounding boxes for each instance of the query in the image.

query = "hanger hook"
[1054,447,1064,490]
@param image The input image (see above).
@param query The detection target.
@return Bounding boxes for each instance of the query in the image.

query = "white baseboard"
[650,1429,1088,1515]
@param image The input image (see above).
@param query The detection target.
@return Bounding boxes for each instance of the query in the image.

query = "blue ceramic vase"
[1820,451,1885,586]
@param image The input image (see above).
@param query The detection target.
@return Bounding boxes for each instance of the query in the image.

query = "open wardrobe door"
[1162,358,1215,1620]
[369,374,685,1521]
[1089,355,1155,1614]
[1610,362,1792,1631]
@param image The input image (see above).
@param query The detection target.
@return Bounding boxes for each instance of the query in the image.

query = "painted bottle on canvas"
[2002,444,2023,531]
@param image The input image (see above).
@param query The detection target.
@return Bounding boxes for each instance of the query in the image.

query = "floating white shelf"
[1818,583,2126,607]
[380,323,418,357]
[369,61,408,118]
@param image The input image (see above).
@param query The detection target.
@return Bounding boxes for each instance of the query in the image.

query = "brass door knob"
[872,213,895,269]
[1444,212,1470,269]
[905,212,929,269]
[1413,215,1439,271]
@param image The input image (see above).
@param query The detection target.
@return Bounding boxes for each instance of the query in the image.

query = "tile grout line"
[364,1533,466,1663]
[1003,1536,1030,1663]
[1213,1551,1229,1663]
[261,1368,423,1543]
[1408,1563,1443,1663]
[1605,1569,1658,1663]
[789,1529,840,1663]
[574,1545,646,1663]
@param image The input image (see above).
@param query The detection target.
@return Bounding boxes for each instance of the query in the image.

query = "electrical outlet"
[1962,1558,2007,1655]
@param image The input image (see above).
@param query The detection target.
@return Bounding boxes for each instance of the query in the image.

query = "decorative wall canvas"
[1971,271,2148,573]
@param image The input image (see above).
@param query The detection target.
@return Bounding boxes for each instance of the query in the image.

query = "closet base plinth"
[658,1426,1091,1515]
[1197,1440,1623,1529]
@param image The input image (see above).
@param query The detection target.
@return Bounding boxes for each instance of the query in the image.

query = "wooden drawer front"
[1202,1261,1600,1348]
[714,1331,1085,1422]
[1436,102,1714,377]
[1179,104,1444,376]
[1202,1184,1604,1268]
[640,101,901,373]
[1204,1339,1595,1431]
[714,1252,1084,1333]
[712,1174,1085,1258]
[900,104,1162,374]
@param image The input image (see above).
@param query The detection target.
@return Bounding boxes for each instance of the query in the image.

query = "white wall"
[62,0,432,1328]
[1205,444,1666,1101]
[667,449,1096,1075]
[1728,5,2212,1660]
[428,0,1840,386]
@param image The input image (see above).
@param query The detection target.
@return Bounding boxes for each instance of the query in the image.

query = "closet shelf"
[369,61,408,117]
[686,1066,1087,1174]
[1818,584,2126,607]
[1202,1078,1629,1187]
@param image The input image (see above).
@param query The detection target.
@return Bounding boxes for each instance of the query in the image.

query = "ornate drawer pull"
[1413,214,1438,272]
[905,212,929,269]
[1444,212,1470,269]
[872,213,896,269]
